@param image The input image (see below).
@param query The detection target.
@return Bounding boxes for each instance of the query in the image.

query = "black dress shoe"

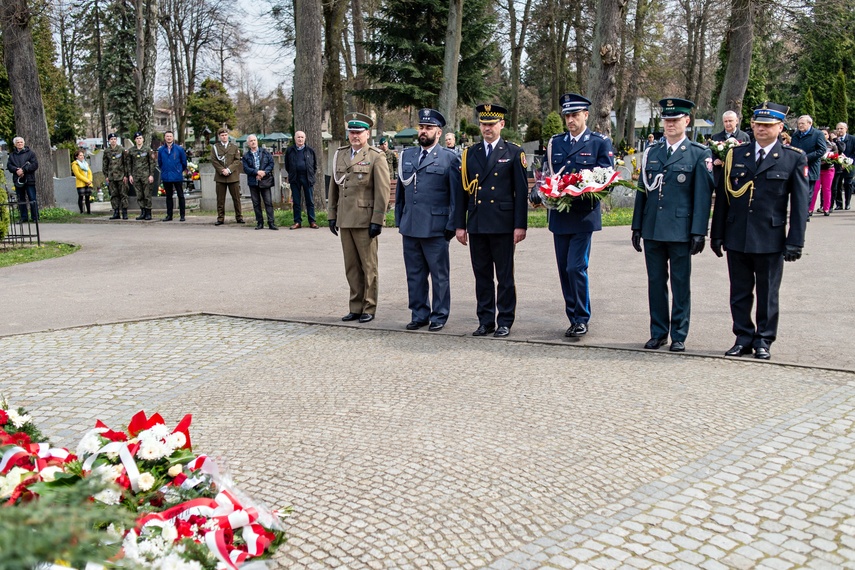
[162,216,173,222]
[179,216,185,222]
[472,324,496,336]
[215,220,224,226]
[428,322,444,331]
[255,223,264,230]
[569,323,588,337]
[358,313,374,323]
[644,337,668,350]
[754,347,771,360]
[268,224,279,230]
[564,324,576,337]
[341,312,360,321]
[669,341,685,352]
[725,343,752,357]
[406,320,428,330]
[493,326,510,338]
[236,219,246,224]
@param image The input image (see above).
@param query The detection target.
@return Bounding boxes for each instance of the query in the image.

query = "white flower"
[39,465,64,482]
[138,472,156,491]
[7,409,31,428]
[167,432,187,449]
[160,521,179,542]
[93,488,121,505]
[159,553,204,570]
[168,464,183,477]
[140,424,170,442]
[138,440,169,461]
[76,429,107,456]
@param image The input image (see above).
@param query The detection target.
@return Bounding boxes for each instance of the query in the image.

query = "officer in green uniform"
[379,136,398,180]
[328,112,391,323]
[631,98,714,352]
[103,133,129,219]
[127,131,155,220]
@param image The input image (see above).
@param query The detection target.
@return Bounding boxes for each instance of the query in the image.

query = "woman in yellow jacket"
[71,149,94,214]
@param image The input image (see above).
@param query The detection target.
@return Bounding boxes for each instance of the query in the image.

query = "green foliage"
[101,0,138,137]
[271,85,293,134]
[0,65,14,145]
[831,70,848,125]
[355,0,498,109]
[802,87,817,120]
[0,183,8,240]
[0,242,80,268]
[525,118,542,142]
[541,111,564,140]
[39,207,80,222]
[501,128,523,144]
[464,124,480,138]
[187,79,237,139]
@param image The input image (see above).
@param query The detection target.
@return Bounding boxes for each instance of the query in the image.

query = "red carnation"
[0,410,8,425]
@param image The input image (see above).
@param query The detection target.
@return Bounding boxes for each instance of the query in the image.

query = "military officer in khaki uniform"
[211,127,244,225]
[103,132,129,219]
[328,113,391,323]
[127,131,155,220]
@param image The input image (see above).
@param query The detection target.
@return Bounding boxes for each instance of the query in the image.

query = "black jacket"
[284,145,317,186]
[789,127,826,181]
[6,146,39,186]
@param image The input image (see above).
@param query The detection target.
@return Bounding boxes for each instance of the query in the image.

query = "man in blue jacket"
[395,108,461,332]
[531,93,613,338]
[789,115,826,216]
[157,131,188,221]
[631,98,714,353]
[242,135,278,230]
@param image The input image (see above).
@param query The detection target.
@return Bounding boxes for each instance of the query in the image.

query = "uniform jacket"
[127,147,155,180]
[544,128,613,234]
[394,145,461,238]
[6,146,38,185]
[838,134,855,178]
[384,149,398,180]
[789,127,826,181]
[103,145,127,182]
[284,144,317,186]
[242,148,275,188]
[211,142,243,183]
[710,128,751,143]
[71,160,93,189]
[454,138,528,234]
[632,139,714,242]
[328,145,390,228]
[157,143,187,183]
[711,141,809,254]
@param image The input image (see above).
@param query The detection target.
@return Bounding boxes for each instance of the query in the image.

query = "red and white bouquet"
[708,137,743,160]
[537,167,638,212]
[822,152,854,171]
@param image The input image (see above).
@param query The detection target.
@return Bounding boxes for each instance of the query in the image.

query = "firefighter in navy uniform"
[711,102,809,361]
[454,103,528,338]
[531,93,614,338]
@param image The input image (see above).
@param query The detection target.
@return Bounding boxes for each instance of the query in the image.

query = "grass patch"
[527,206,633,228]
[0,241,80,268]
[38,207,84,223]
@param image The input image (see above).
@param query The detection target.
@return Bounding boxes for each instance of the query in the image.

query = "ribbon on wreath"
[1,442,72,473]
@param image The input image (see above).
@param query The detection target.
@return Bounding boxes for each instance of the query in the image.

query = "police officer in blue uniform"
[531,93,613,338]
[711,102,809,360]
[395,108,461,332]
[454,104,528,338]
[631,98,714,352]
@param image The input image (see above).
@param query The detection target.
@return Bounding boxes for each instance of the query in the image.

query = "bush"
[542,111,564,140]
[525,118,542,142]
[0,178,8,240]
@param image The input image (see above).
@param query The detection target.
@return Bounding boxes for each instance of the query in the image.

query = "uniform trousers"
[403,235,450,325]
[554,232,593,324]
[132,181,153,209]
[643,239,692,342]
[216,181,243,222]
[468,233,516,328]
[340,227,379,315]
[109,179,128,209]
[726,250,783,350]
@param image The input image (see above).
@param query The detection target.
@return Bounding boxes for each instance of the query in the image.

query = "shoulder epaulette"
[689,140,708,149]
[592,132,608,140]
[783,144,804,154]
[506,140,521,148]
[337,145,350,151]
[367,146,384,155]
[551,133,565,140]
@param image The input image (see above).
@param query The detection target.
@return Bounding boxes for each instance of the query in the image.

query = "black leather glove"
[711,239,724,258]
[529,188,543,205]
[444,229,455,241]
[328,220,338,236]
[690,235,705,255]
[784,244,802,262]
[368,223,382,238]
[631,230,642,253]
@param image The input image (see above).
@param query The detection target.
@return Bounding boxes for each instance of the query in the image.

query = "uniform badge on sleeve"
[520,152,527,168]
[705,157,713,172]
[803,165,809,178]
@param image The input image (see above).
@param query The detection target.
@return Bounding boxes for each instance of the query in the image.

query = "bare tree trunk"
[323,0,347,142]
[1,0,54,206]
[587,0,627,136]
[714,0,753,130]
[134,0,158,145]
[94,0,108,147]
[351,0,369,114]
[295,0,325,209]
[614,10,629,143]
[623,0,652,148]
[438,0,463,135]
[505,0,533,132]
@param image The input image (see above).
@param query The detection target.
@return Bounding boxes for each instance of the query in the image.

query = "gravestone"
[53,148,72,178]
[53,177,79,210]
[200,171,216,211]
[89,151,103,173]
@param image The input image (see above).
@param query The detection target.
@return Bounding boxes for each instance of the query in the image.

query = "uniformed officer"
[454,103,528,338]
[379,137,398,180]
[127,131,155,220]
[211,127,244,225]
[631,98,714,352]
[711,102,809,360]
[328,112,391,323]
[531,93,614,338]
[103,133,128,220]
[395,108,461,332]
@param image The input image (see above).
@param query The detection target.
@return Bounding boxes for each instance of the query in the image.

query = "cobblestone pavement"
[1,315,852,569]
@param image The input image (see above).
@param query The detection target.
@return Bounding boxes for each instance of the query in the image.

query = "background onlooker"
[71,149,93,214]
[242,134,278,230]
[789,115,826,215]
[157,131,188,222]
[284,131,318,229]
[6,136,39,223]
[811,128,836,215]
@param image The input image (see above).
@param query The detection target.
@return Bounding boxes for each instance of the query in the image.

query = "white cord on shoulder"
[641,146,664,193]
[397,148,417,186]
[332,148,348,186]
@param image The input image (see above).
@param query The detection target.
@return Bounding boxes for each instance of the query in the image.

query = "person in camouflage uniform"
[103,132,129,219]
[379,137,398,180]
[127,131,156,220]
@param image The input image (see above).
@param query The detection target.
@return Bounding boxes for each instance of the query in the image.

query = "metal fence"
[1,185,41,247]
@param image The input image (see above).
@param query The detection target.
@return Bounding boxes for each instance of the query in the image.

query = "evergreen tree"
[101,0,137,137]
[525,117,542,142]
[187,79,236,138]
[802,87,817,121]
[541,111,564,140]
[356,0,497,110]
[831,70,848,125]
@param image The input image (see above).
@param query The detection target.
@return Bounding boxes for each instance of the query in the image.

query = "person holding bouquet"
[813,128,837,216]
[834,122,855,210]
[709,110,750,187]
[631,98,714,353]
[530,93,613,338]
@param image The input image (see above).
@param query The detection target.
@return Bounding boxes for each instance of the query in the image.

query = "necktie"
[569,138,577,147]
[485,143,491,159]
[757,149,765,167]
[419,149,428,166]
[666,146,672,159]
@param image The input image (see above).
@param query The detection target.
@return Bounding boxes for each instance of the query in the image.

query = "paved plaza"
[1,214,854,568]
